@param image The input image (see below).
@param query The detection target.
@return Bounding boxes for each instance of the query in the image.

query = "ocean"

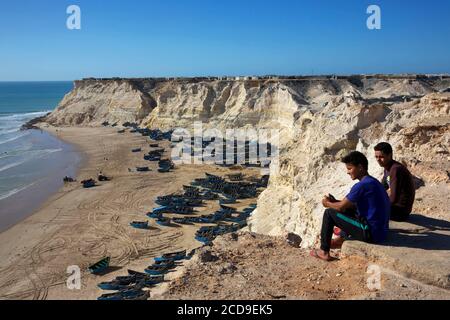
[0,81,79,231]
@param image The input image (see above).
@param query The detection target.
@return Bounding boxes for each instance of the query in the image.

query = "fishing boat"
[81,179,96,189]
[144,265,171,275]
[154,250,187,262]
[130,221,149,229]
[158,166,171,173]
[153,259,175,268]
[220,204,237,212]
[219,197,236,205]
[156,217,171,227]
[88,257,110,275]
[146,211,162,219]
[173,217,193,225]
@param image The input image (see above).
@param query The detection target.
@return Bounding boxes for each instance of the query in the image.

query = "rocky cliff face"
[47,76,450,246]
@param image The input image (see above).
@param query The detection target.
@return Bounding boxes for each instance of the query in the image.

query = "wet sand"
[0,129,81,233]
[0,125,261,300]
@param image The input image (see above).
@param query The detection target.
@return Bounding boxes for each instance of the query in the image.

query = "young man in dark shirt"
[310,151,390,261]
[374,142,416,222]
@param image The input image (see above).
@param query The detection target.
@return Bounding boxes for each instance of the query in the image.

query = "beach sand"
[0,126,262,300]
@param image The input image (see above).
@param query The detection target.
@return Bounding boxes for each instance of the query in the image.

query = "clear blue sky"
[1,0,449,80]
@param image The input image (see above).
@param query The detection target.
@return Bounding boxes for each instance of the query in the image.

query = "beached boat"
[151,206,170,214]
[156,217,171,227]
[81,179,96,188]
[88,257,110,274]
[172,217,192,225]
[153,259,175,268]
[219,204,237,213]
[136,166,150,172]
[144,265,171,275]
[130,221,149,229]
[219,197,236,205]
[131,148,142,153]
[154,250,187,262]
[157,166,171,173]
[127,270,165,285]
[146,211,162,219]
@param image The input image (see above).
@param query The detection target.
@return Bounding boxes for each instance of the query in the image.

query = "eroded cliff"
[46,76,450,246]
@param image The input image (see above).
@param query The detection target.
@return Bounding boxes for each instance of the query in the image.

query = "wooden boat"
[146,211,162,219]
[220,204,237,212]
[171,206,194,214]
[88,257,110,274]
[144,265,171,275]
[130,221,149,229]
[123,290,150,300]
[97,292,123,300]
[173,217,193,225]
[152,206,170,214]
[144,155,161,161]
[98,280,130,291]
[220,197,236,205]
[153,259,175,268]
[156,217,171,227]
[131,148,142,153]
[81,179,96,189]
[126,270,165,285]
[195,233,215,244]
[158,167,171,173]
[154,250,186,262]
[136,166,150,172]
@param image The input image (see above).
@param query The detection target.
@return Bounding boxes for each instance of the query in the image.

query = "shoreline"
[0,128,83,233]
[0,125,263,300]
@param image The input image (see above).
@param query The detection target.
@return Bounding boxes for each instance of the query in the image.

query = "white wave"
[0,131,29,146]
[0,182,36,201]
[0,111,52,122]
[0,148,62,173]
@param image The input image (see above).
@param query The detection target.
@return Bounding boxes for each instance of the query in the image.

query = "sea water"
[0,81,78,231]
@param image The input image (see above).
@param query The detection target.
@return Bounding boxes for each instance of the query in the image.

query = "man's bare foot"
[331,237,345,249]
[309,249,333,261]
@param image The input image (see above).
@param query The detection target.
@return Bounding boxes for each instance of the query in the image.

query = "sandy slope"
[0,126,261,300]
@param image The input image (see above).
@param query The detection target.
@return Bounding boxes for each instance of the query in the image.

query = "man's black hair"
[374,142,393,155]
[342,151,369,171]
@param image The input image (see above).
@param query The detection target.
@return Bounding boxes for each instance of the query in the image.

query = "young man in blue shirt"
[310,151,390,261]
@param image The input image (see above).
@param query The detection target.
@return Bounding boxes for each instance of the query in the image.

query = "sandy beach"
[0,126,262,300]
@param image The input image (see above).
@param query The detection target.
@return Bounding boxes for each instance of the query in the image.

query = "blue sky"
[0,0,449,80]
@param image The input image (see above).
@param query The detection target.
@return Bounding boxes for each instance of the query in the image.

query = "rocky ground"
[157,232,450,300]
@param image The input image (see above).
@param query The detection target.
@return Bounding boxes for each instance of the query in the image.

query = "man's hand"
[322,195,331,208]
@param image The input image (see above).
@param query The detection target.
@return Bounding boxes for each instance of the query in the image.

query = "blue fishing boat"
[154,250,186,262]
[81,179,96,189]
[144,265,171,275]
[130,221,149,229]
[88,257,110,275]
[146,211,162,219]
[156,217,171,227]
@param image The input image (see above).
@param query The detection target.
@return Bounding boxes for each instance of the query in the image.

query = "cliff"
[46,76,450,246]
